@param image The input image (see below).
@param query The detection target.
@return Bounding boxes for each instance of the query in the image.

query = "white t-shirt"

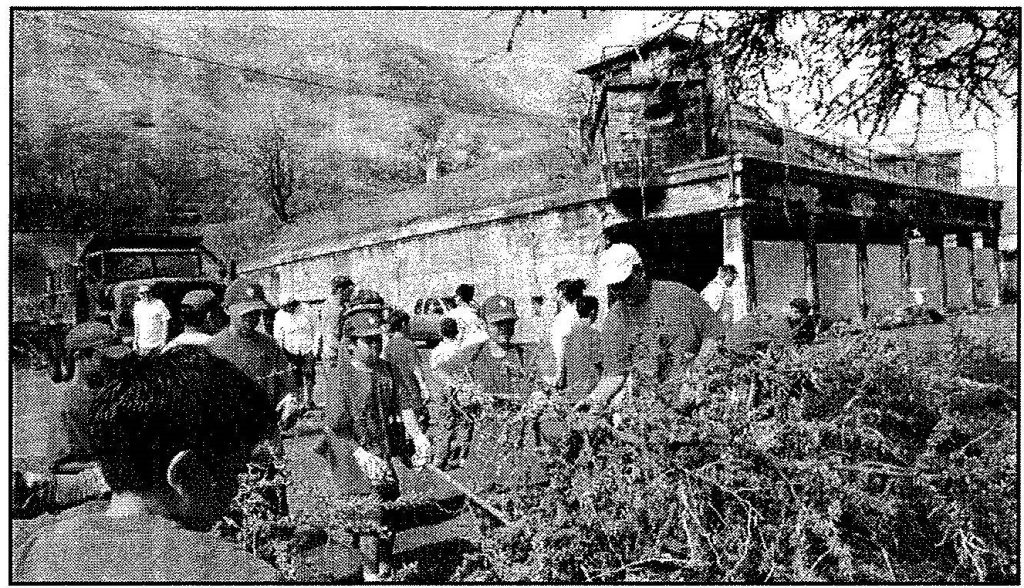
[162,331,213,351]
[550,305,579,363]
[133,299,170,351]
[700,277,734,322]
[444,304,487,342]
[274,303,321,356]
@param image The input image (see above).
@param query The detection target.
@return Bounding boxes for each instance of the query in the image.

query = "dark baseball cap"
[181,289,216,308]
[223,278,270,315]
[481,294,518,323]
[345,309,385,337]
[331,275,355,292]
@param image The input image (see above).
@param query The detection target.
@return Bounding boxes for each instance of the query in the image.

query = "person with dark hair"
[576,295,600,325]
[13,346,279,582]
[549,278,587,389]
[382,310,431,469]
[701,264,739,323]
[787,297,819,345]
[320,275,356,368]
[164,289,215,350]
[316,308,403,581]
[445,283,486,344]
[14,322,131,518]
[564,295,602,393]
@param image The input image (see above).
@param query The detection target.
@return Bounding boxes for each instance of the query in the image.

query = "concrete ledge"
[240,185,610,274]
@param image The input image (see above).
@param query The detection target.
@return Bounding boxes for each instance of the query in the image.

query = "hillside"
[12,10,562,246]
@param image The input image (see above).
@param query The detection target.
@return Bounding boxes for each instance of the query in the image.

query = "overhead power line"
[15,12,566,130]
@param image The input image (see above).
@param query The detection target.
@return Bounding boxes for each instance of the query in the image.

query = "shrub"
[215,329,1018,582]
[455,330,1018,582]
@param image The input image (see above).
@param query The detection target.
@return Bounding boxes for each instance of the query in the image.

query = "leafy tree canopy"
[507,9,1019,137]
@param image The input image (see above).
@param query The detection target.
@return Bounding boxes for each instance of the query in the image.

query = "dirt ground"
[11,304,1018,579]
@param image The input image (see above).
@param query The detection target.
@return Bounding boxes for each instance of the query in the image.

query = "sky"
[118,9,1019,188]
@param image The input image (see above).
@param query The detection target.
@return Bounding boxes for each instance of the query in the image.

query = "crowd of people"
[13,243,822,582]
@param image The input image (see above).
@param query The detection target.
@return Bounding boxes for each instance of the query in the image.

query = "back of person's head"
[719,264,738,277]
[789,297,812,314]
[556,279,587,304]
[576,295,599,321]
[331,275,355,296]
[179,305,207,329]
[89,345,275,493]
[385,309,410,333]
[455,284,475,304]
[440,317,459,340]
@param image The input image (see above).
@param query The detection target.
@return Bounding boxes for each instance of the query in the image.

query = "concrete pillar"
[803,213,820,313]
[899,229,912,306]
[722,209,756,321]
[856,218,870,320]
[930,229,949,309]
[961,232,979,308]
[990,205,1004,306]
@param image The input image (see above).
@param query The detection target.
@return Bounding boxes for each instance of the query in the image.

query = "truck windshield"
[154,254,200,278]
[105,254,152,280]
[103,252,202,280]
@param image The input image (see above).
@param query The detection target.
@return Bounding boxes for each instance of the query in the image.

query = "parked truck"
[39,233,230,381]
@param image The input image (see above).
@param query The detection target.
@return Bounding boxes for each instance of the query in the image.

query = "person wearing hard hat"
[432,294,547,483]
[315,305,403,581]
[575,243,724,417]
[18,322,131,516]
[46,321,132,471]
[163,289,216,350]
[320,275,356,368]
[206,278,296,520]
[132,283,170,355]
[274,292,321,410]
[206,278,297,419]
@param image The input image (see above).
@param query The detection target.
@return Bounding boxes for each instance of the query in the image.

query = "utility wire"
[15,12,567,131]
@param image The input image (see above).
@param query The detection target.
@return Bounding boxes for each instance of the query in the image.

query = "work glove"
[277,393,301,430]
[410,434,432,470]
[352,446,390,484]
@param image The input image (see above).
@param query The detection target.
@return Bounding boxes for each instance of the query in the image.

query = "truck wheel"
[48,326,73,383]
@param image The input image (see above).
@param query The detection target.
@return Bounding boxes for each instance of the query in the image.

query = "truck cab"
[44,234,229,380]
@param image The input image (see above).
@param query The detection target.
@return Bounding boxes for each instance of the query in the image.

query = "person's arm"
[406,342,429,400]
[549,315,569,389]
[576,307,626,411]
[686,286,726,362]
[579,374,627,411]
[132,305,142,351]
[273,312,285,345]
[161,303,171,343]
[312,315,323,359]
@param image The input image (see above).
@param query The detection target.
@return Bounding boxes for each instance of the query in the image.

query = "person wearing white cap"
[576,243,725,416]
[274,292,321,410]
[132,283,170,355]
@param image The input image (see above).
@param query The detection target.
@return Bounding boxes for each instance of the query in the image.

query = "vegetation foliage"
[505,9,1019,137]
[12,10,550,245]
[222,328,1017,582]
[453,328,1019,582]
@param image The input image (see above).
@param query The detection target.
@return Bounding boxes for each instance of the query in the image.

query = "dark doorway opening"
[604,212,723,292]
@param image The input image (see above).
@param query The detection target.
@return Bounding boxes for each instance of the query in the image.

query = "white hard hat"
[597,243,642,287]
